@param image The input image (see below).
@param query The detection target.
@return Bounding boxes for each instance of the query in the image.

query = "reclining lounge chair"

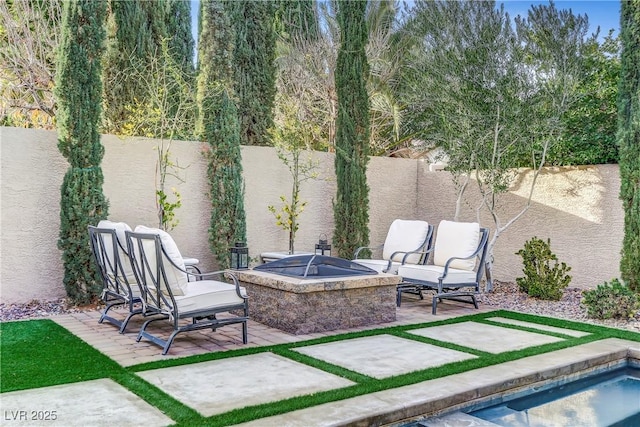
[126,226,249,355]
[397,220,489,314]
[89,220,142,333]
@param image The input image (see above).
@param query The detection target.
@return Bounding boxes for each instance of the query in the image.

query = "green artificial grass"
[0,319,121,392]
[0,319,202,425]
[2,311,640,427]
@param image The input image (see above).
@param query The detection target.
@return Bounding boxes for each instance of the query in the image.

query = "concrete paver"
[294,334,477,379]
[407,321,564,353]
[0,379,173,427]
[485,316,591,337]
[136,352,354,417]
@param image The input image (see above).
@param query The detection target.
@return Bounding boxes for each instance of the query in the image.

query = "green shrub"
[515,237,572,300]
[582,278,640,320]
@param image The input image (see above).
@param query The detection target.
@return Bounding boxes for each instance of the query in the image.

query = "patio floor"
[2,296,639,426]
[53,294,486,367]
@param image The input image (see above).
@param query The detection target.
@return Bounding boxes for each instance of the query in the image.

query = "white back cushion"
[433,220,480,271]
[97,220,135,280]
[382,219,430,264]
[134,225,188,296]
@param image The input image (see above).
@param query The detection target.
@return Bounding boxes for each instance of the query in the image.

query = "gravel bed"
[479,281,640,333]
[0,298,104,322]
[2,282,640,333]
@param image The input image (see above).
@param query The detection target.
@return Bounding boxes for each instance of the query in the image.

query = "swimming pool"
[404,365,640,427]
[470,367,640,427]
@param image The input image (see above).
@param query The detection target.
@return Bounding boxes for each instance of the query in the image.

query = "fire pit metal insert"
[254,254,377,279]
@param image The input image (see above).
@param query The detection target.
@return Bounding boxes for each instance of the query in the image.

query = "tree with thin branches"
[0,0,62,128]
[405,0,591,287]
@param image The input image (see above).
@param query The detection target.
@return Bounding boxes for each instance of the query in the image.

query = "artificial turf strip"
[476,318,586,339]
[272,347,376,383]
[111,372,203,425]
[0,319,122,392]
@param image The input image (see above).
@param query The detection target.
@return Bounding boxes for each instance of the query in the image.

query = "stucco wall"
[416,162,624,288]
[0,127,624,303]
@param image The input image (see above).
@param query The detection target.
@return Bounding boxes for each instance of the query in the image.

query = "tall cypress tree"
[164,0,196,140]
[276,0,318,40]
[102,0,155,133]
[333,0,370,258]
[618,0,640,291]
[226,0,277,146]
[197,0,246,268]
[165,0,195,74]
[55,0,109,304]
[103,0,194,137]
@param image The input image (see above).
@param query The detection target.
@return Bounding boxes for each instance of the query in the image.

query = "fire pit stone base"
[234,269,401,335]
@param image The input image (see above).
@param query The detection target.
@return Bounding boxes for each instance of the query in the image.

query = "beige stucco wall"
[417,163,624,288]
[0,127,624,303]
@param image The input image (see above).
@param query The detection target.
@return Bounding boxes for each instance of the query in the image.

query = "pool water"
[470,367,640,427]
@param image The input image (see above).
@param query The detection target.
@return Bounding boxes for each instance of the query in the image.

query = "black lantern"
[230,242,249,269]
[315,234,332,256]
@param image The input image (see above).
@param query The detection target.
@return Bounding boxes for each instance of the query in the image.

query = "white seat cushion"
[383,219,430,264]
[97,220,137,284]
[134,225,188,296]
[398,264,477,286]
[174,280,247,314]
[352,259,400,274]
[433,220,480,271]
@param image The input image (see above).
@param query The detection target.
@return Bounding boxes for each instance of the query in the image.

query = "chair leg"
[242,320,248,344]
[118,308,142,334]
[432,295,439,315]
[162,329,181,356]
[98,300,125,324]
[137,316,167,343]
[471,294,478,309]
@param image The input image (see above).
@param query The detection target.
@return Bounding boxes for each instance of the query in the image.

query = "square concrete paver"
[136,352,354,417]
[408,322,564,353]
[486,317,591,338]
[293,334,477,379]
[0,379,173,426]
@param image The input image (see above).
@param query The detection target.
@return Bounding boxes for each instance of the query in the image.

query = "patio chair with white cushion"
[89,220,142,333]
[353,219,434,275]
[126,226,249,355]
[397,220,489,314]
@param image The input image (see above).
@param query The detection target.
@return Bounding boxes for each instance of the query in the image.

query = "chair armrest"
[161,250,246,298]
[399,247,434,265]
[353,244,384,259]
[186,269,247,300]
[440,244,487,278]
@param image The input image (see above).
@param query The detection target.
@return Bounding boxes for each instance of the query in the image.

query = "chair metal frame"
[126,231,249,355]
[88,226,142,333]
[398,227,490,314]
[353,222,435,273]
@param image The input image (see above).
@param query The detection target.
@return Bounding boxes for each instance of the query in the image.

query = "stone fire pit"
[234,258,401,335]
